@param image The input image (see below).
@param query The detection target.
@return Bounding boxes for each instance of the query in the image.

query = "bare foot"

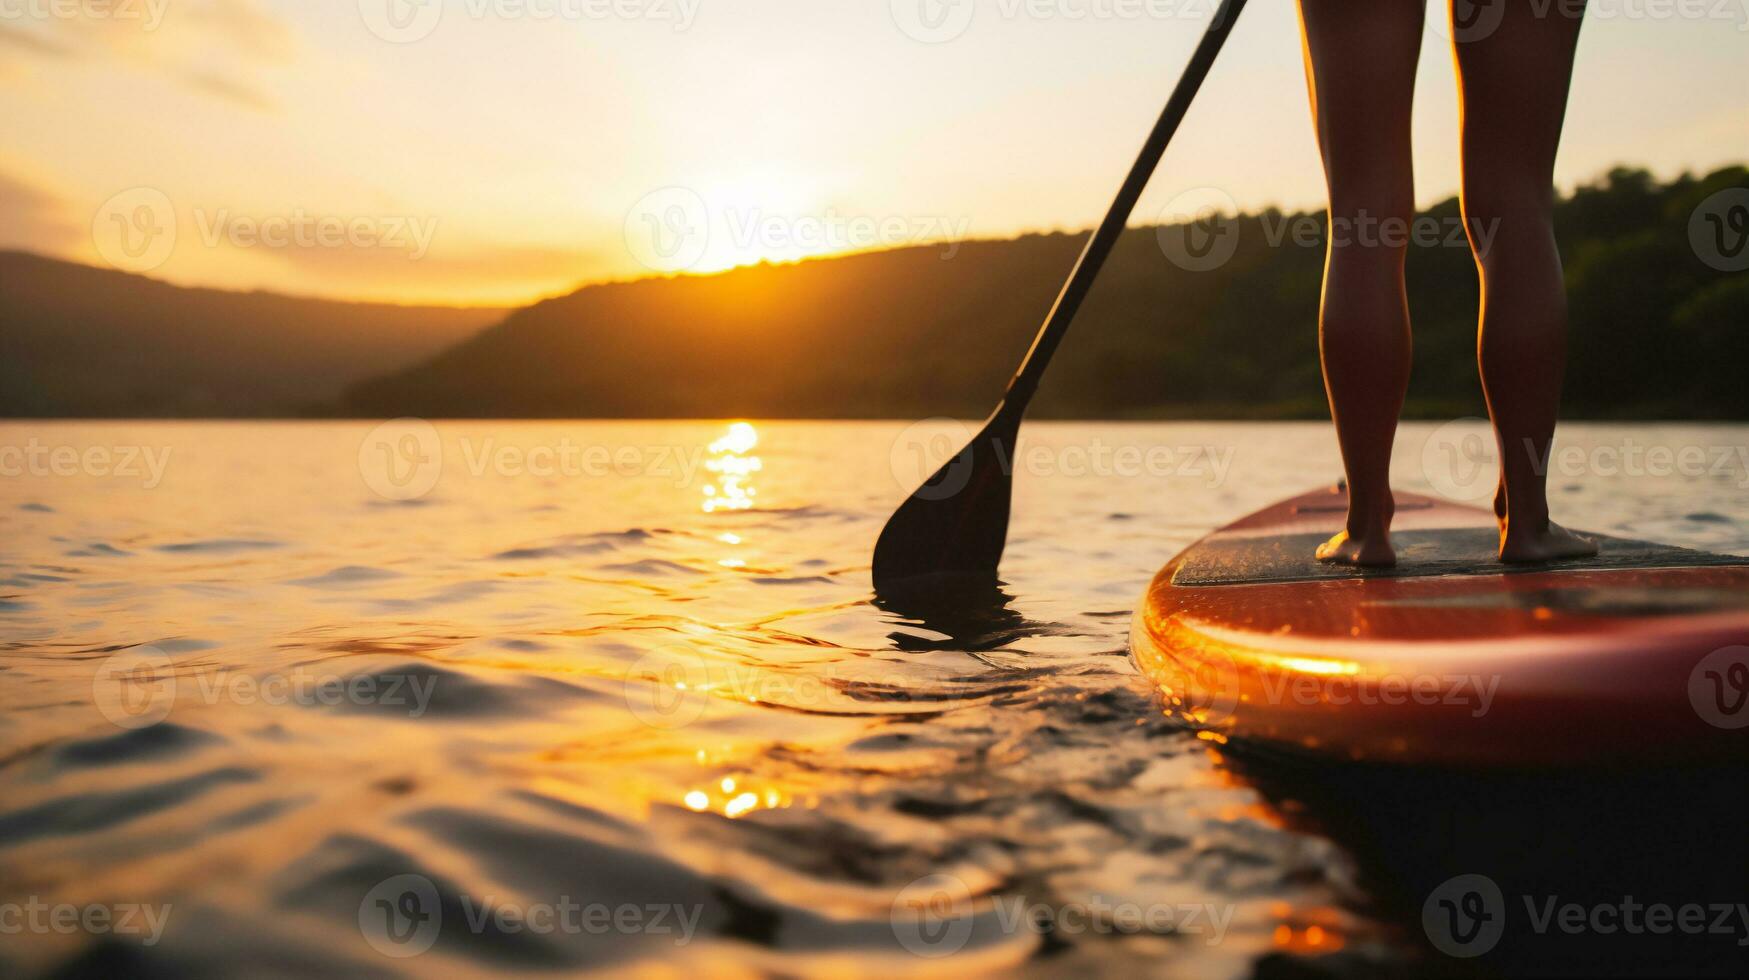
[1316,530,1397,567]
[1499,521,1599,564]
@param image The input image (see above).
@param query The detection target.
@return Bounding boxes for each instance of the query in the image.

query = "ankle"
[1346,499,1395,537]
[1501,510,1552,537]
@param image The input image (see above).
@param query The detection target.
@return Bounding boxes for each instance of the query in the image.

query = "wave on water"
[4,421,1746,977]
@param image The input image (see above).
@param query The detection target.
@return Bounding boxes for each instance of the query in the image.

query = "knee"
[1461,184,1556,264]
[1324,193,1417,264]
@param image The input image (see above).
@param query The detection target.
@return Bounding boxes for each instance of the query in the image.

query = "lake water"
[2,420,1746,978]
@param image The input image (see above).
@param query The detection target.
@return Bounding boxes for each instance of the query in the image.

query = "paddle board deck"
[1131,486,1749,766]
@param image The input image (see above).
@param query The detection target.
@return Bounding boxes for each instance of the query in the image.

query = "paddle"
[873,0,1251,590]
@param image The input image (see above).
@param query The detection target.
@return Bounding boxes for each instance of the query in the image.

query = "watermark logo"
[360,874,442,958]
[0,898,172,946]
[1433,0,1749,43]
[93,656,442,726]
[1424,873,1506,958]
[1262,210,1488,255]
[92,187,176,274]
[1582,0,1749,31]
[891,0,976,42]
[623,646,712,730]
[891,873,976,957]
[357,874,703,958]
[1158,192,1487,272]
[891,422,1237,496]
[624,186,970,274]
[92,646,176,729]
[625,186,712,273]
[624,650,856,728]
[1690,646,1749,730]
[192,209,439,260]
[994,894,1234,942]
[1425,873,1749,957]
[892,0,1229,41]
[1430,0,1507,43]
[889,418,977,501]
[1149,648,1241,728]
[95,189,439,268]
[1421,418,1498,503]
[358,0,445,42]
[195,667,440,718]
[354,423,786,501]
[1264,670,1500,718]
[360,0,701,40]
[888,876,1238,957]
[1157,187,1240,272]
[0,0,171,29]
[359,419,444,501]
[0,439,172,488]
[1690,187,1749,273]
[1422,421,1749,501]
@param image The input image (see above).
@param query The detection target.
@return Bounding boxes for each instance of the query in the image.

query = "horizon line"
[12,160,1736,312]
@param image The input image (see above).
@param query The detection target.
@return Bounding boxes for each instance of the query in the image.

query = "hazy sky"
[2,0,1744,306]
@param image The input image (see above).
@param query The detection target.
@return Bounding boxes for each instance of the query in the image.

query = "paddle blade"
[872,414,1020,590]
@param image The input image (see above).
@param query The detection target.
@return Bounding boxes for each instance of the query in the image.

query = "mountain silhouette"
[4,165,1741,420]
[0,251,504,417]
[346,166,1748,421]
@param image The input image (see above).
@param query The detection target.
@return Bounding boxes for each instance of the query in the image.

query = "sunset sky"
[2,0,1744,307]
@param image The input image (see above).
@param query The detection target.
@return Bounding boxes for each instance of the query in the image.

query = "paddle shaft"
[1002,0,1248,411]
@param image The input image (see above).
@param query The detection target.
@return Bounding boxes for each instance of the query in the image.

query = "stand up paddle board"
[1131,486,1749,766]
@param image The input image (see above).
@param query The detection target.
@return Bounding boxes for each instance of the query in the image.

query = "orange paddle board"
[1131,486,1749,766]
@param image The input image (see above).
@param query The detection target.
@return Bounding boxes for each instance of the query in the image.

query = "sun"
[686,173,836,273]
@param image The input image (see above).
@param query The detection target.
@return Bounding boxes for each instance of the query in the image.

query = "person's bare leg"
[1453,0,1597,562]
[1299,0,1423,566]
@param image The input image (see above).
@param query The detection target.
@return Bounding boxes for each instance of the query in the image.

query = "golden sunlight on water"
[1,421,1746,977]
[701,422,762,514]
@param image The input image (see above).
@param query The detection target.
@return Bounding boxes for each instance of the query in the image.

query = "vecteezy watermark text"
[1421,420,1749,502]
[0,439,171,488]
[193,209,439,260]
[359,0,703,44]
[0,898,172,946]
[1433,0,1749,44]
[891,0,1229,44]
[1690,646,1749,730]
[889,874,1235,957]
[624,646,856,730]
[91,188,442,274]
[1155,188,1494,273]
[92,647,440,729]
[357,419,754,502]
[1691,187,1749,272]
[1425,874,1749,958]
[1261,671,1500,719]
[1260,210,1494,254]
[357,874,702,959]
[890,418,1236,499]
[991,894,1235,942]
[1148,648,1501,731]
[624,186,970,274]
[0,0,171,29]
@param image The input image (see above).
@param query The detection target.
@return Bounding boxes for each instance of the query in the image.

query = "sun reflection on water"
[702,422,762,513]
[682,776,790,819]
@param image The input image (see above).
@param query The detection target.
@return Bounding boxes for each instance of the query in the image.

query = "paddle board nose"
[1131,487,1749,766]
